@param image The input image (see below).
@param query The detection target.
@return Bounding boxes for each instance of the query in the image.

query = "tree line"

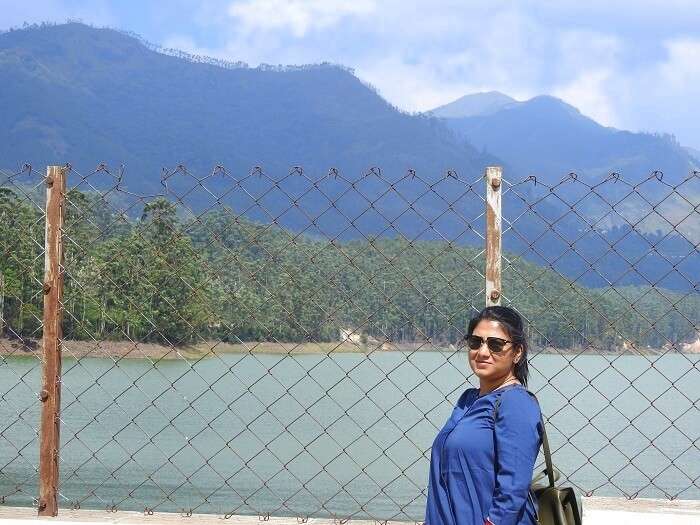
[1,187,698,351]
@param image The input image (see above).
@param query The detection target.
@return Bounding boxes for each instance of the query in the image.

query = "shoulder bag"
[494,391,583,525]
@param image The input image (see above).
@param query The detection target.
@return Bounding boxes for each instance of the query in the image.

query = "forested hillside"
[1,186,697,351]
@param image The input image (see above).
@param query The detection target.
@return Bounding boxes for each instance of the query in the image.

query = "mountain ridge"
[430,91,516,119]
[430,92,696,184]
[1,22,494,187]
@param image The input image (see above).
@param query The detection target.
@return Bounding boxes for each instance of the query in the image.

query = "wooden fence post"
[38,165,66,516]
[485,166,502,307]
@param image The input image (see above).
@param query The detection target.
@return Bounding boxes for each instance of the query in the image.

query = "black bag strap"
[494,389,555,488]
[563,487,583,525]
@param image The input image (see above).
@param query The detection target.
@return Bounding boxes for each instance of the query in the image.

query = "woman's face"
[467,320,522,383]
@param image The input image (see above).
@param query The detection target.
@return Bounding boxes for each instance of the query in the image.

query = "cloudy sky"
[3,0,699,149]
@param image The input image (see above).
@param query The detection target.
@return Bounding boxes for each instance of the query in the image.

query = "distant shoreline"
[1,337,697,360]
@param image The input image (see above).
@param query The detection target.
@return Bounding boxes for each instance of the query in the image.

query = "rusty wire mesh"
[0,164,699,519]
[0,164,46,507]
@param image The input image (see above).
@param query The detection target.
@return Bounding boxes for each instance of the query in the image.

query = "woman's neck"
[479,375,520,396]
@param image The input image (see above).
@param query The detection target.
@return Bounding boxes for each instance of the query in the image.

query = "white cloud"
[162,34,228,60]
[356,57,472,113]
[552,69,617,126]
[347,7,627,116]
[657,38,700,90]
[613,37,700,145]
[155,3,700,148]
[554,30,621,78]
[227,0,376,38]
[551,36,700,144]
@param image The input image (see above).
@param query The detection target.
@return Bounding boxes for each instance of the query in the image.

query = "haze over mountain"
[686,147,700,163]
[430,91,516,119]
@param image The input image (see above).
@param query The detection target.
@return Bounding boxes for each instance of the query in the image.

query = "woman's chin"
[471,368,490,380]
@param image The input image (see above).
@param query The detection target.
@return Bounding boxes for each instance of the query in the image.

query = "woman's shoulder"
[456,387,479,408]
[496,386,541,418]
[494,386,542,441]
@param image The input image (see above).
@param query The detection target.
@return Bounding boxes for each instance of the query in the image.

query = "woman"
[425,306,542,525]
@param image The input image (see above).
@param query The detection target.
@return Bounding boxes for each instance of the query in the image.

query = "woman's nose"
[476,343,491,357]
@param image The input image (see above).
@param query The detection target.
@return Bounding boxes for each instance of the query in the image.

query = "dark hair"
[467,305,529,387]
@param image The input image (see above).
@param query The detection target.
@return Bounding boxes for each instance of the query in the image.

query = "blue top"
[425,384,542,525]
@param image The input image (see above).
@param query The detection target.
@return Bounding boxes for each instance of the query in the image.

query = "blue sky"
[3,0,700,149]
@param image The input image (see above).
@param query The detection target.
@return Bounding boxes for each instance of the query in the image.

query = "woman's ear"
[513,345,523,364]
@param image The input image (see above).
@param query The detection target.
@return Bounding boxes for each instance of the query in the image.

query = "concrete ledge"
[584,496,700,524]
[2,497,700,525]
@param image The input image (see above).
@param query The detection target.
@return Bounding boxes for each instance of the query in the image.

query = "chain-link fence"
[0,165,47,507]
[0,164,698,520]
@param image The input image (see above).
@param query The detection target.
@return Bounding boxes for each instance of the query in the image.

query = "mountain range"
[430,91,698,185]
[1,23,698,291]
[431,92,700,276]
[0,22,493,186]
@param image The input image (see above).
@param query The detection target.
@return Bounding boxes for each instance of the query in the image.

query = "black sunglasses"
[465,334,513,353]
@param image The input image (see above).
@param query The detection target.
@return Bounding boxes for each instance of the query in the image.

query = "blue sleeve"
[486,390,542,525]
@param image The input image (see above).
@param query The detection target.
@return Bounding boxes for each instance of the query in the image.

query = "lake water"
[1,351,698,520]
